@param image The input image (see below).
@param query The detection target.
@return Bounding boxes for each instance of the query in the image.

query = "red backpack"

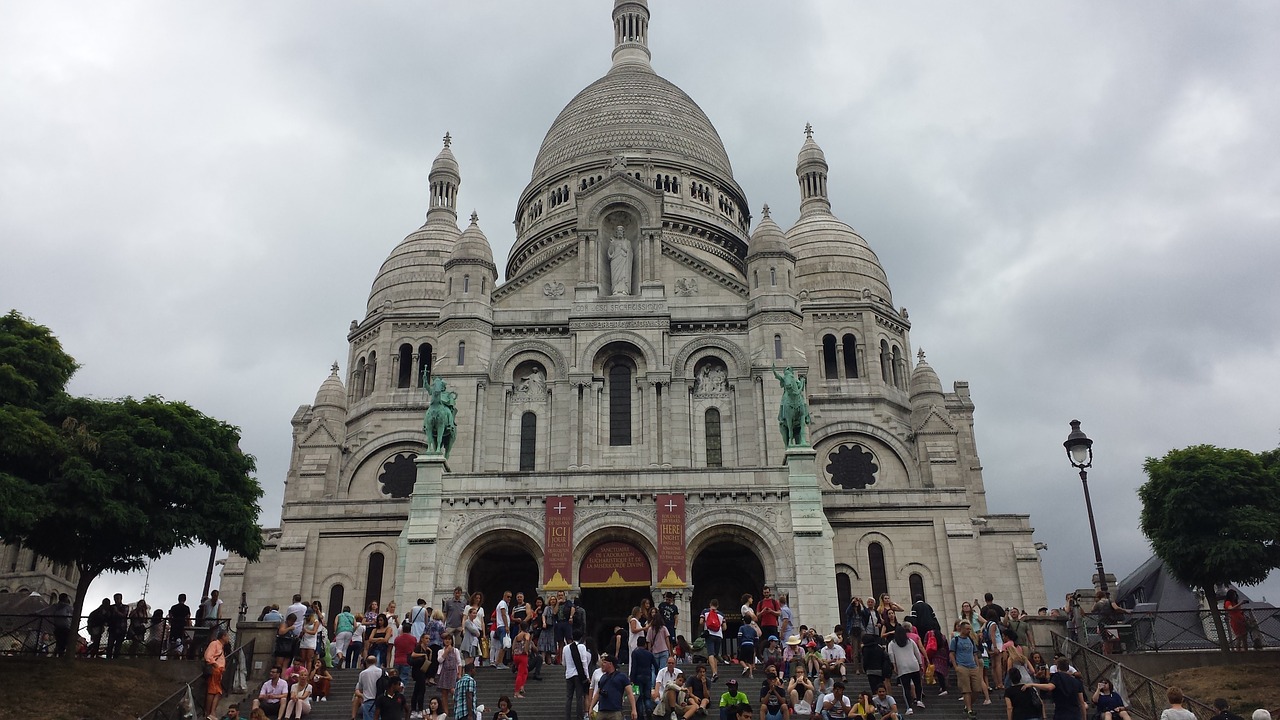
[706,610,722,632]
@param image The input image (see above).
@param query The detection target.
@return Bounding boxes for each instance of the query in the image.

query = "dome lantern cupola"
[612,0,651,69]
[312,362,348,417]
[427,132,461,224]
[797,123,831,218]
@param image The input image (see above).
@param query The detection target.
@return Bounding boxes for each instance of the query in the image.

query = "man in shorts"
[949,621,983,718]
[701,600,725,682]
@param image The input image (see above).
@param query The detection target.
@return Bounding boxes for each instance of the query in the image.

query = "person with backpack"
[701,599,725,682]
[949,620,987,718]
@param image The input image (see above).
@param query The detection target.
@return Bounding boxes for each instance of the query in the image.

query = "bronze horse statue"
[773,366,811,447]
[422,376,457,457]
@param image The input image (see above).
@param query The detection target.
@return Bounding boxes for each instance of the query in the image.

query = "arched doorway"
[578,541,653,654]
[467,542,539,621]
[691,539,765,641]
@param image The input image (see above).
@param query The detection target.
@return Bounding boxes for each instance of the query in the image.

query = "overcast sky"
[4,1,1278,612]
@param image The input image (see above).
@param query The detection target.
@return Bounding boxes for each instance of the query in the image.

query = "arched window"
[705,408,723,468]
[327,584,344,634]
[773,335,783,360]
[892,346,903,389]
[753,270,759,289]
[364,552,384,609]
[457,341,465,366]
[355,357,367,397]
[365,351,377,397]
[908,573,925,603]
[608,361,632,446]
[28,554,38,572]
[417,343,433,387]
[519,412,537,471]
[868,542,888,599]
[836,572,853,627]
[481,276,487,295]
[842,334,858,379]
[769,267,777,286]
[822,334,839,380]
[880,340,891,383]
[397,344,413,388]
[463,274,470,293]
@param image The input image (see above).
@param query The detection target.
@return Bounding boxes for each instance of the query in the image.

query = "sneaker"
[938,691,948,696]
[320,697,328,702]
[983,699,992,705]
[795,701,812,716]
[966,710,976,719]
[906,709,914,716]
[917,701,926,708]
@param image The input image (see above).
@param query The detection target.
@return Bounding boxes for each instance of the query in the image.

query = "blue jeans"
[654,650,669,670]
[361,698,376,720]
[397,664,413,684]
[372,644,388,667]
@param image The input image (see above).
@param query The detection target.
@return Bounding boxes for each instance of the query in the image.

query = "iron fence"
[1053,632,1217,720]
[135,637,255,720]
[0,613,231,659]
[1076,606,1279,653]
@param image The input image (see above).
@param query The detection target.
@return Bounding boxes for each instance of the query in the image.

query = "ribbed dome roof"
[747,205,792,259]
[366,220,458,314]
[452,212,495,267]
[909,352,944,402]
[313,362,347,413]
[530,64,734,181]
[787,214,893,302]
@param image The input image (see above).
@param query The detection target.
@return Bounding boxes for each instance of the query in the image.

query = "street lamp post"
[1064,419,1109,594]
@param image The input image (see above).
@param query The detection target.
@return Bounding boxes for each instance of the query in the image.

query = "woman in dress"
[540,596,559,665]
[299,609,320,668]
[436,633,463,711]
[284,669,313,719]
[1093,678,1132,720]
[1224,588,1249,651]
[511,622,532,698]
[368,613,393,667]
[386,601,400,644]
[627,606,646,665]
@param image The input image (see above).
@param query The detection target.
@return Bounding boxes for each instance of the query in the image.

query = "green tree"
[1139,444,1280,651]
[0,311,264,643]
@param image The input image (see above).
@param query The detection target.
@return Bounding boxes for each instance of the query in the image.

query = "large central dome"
[529,63,734,182]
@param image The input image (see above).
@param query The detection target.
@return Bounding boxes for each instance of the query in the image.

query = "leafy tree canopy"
[1140,444,1280,589]
[0,310,264,626]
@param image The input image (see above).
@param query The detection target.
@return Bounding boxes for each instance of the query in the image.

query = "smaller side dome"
[313,362,348,414]
[747,204,793,259]
[909,350,944,403]
[450,212,497,270]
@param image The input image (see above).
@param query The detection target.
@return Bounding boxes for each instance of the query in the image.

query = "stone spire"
[611,0,652,69]
[427,132,461,224]
[796,123,831,218]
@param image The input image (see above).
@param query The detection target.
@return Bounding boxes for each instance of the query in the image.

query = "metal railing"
[136,637,256,720]
[1053,632,1216,720]
[1077,606,1279,653]
[0,613,231,659]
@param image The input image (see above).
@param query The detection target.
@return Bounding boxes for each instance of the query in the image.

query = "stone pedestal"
[396,454,447,604]
[785,447,838,635]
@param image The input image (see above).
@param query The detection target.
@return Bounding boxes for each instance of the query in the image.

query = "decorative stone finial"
[804,122,814,139]
[761,203,771,219]
[469,210,479,225]
[443,132,452,148]
[331,361,340,374]
[917,349,926,361]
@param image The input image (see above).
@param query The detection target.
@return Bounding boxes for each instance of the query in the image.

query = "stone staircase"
[286,663,1040,720]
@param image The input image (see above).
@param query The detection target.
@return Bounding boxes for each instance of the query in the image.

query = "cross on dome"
[761,203,771,219]
[469,210,479,224]
[804,123,814,139]
[917,349,926,361]
[443,132,452,148]
[330,361,340,374]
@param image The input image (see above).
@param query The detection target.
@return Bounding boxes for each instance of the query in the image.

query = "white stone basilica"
[221,0,1047,643]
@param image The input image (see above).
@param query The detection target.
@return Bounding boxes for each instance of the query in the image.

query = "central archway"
[691,540,765,641]
[578,540,653,653]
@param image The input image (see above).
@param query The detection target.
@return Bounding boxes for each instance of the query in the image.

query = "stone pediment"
[301,418,339,446]
[913,406,957,434]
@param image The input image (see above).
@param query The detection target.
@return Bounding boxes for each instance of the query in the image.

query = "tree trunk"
[1203,585,1230,653]
[67,564,101,662]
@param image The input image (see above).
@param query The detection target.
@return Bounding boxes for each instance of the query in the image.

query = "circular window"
[826,443,879,490]
[378,453,418,498]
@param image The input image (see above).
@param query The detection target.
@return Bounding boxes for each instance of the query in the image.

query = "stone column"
[396,454,446,607]
[785,447,837,634]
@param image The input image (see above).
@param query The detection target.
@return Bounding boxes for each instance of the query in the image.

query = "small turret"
[446,212,498,299]
[747,204,795,299]
[611,0,651,69]
[312,362,348,418]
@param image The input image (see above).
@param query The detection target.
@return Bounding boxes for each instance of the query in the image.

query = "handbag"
[924,663,936,685]
[502,634,513,649]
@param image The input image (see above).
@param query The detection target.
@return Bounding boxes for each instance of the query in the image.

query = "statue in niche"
[517,366,546,397]
[607,225,632,295]
[695,362,727,396]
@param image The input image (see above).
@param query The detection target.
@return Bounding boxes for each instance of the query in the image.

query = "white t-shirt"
[741,604,757,622]
[1049,664,1079,675]
[655,666,682,690]
[822,693,852,718]
[562,641,592,679]
[286,602,308,633]
[821,644,846,662]
[871,694,897,718]
[496,600,509,629]
[701,610,723,638]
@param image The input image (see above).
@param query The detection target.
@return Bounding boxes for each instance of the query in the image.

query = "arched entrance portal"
[691,540,765,640]
[467,543,539,621]
[577,541,653,654]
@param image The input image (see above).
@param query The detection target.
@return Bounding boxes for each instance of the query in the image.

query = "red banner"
[543,496,574,590]
[580,541,651,587]
[656,493,687,587]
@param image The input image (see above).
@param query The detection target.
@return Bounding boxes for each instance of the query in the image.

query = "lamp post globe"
[1064,420,1108,593]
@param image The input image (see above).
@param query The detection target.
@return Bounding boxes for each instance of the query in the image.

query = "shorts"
[955,665,983,694]
[737,644,755,664]
[207,665,225,695]
[704,635,722,656]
